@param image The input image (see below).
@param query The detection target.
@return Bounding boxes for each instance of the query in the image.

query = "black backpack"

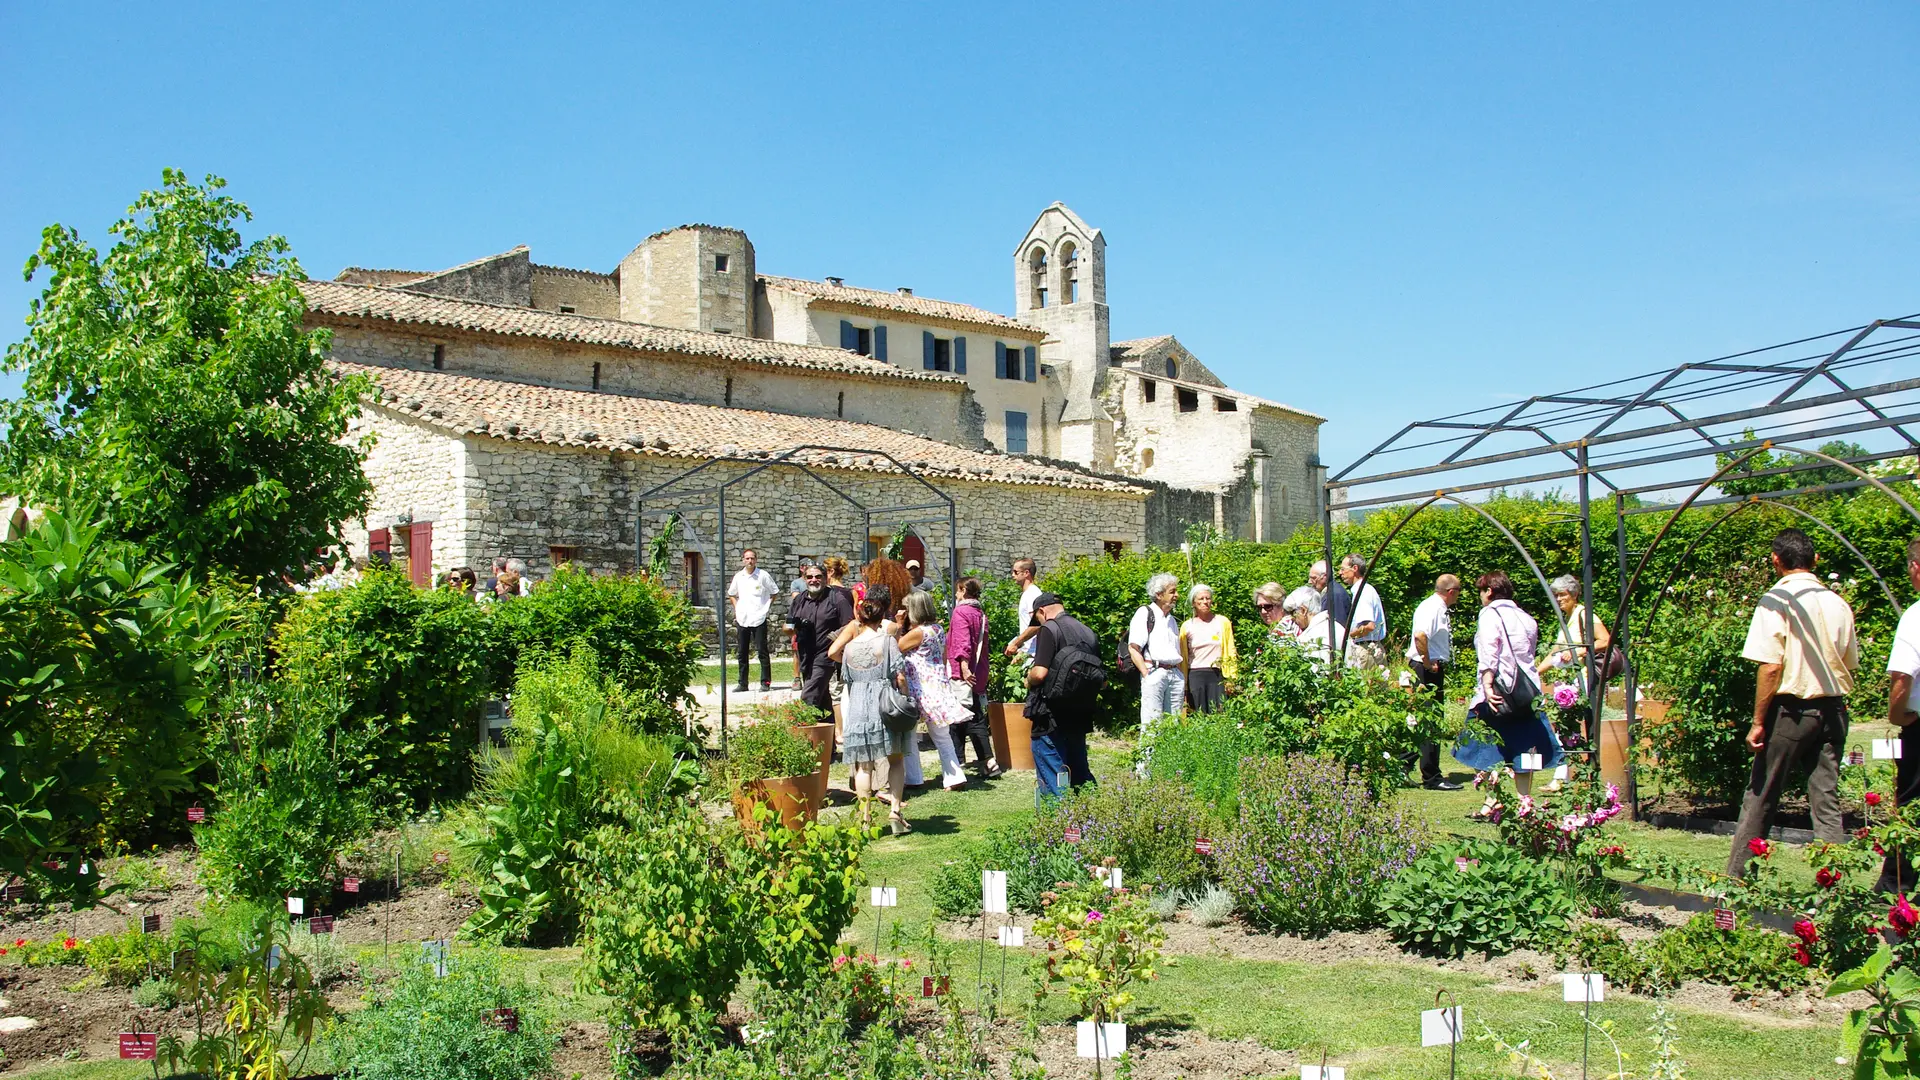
[1044,614,1109,703]
[1114,606,1155,684]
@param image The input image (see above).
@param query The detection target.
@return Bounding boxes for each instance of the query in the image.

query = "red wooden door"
[407,521,433,587]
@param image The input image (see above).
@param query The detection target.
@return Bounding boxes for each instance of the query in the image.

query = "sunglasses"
[1256,603,1278,611]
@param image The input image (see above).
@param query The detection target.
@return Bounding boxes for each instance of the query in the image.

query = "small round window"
[1164,359,1178,379]
[1141,448,1155,470]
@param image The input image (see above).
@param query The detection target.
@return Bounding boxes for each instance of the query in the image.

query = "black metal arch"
[635,444,960,750]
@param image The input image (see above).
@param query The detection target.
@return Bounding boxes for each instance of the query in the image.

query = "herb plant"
[1383,839,1575,958]
[325,948,555,1080]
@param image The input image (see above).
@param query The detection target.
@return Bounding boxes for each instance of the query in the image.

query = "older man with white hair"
[1129,572,1184,767]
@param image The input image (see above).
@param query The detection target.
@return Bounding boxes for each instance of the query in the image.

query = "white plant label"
[1421,1005,1463,1047]
[1094,866,1124,890]
[870,886,898,908]
[1518,752,1544,771]
[1075,1020,1126,1059]
[422,939,450,977]
[1563,972,1605,1003]
[267,945,283,971]
[285,897,305,915]
[1301,1068,1346,1080]
[998,925,1025,947]
[1875,739,1903,760]
[982,870,1008,915]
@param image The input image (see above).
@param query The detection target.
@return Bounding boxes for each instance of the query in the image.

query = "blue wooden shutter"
[840,320,856,350]
[1005,411,1028,454]
[923,331,936,370]
[874,324,888,362]
[953,336,967,375]
[995,341,1008,379]
[1023,346,1037,382]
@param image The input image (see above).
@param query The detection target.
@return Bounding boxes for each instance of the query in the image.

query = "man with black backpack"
[1026,592,1104,796]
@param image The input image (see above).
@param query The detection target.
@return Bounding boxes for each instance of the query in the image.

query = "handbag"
[877,637,921,734]
[1490,608,1541,715]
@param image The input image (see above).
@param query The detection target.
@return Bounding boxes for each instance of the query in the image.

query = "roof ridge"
[405,245,531,283]
[756,274,1041,336]
[530,262,616,280]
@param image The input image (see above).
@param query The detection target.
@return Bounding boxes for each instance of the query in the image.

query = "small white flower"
[1406,714,1419,729]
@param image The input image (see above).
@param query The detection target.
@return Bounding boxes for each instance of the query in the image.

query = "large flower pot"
[1598,717,1633,818]
[731,774,816,833]
[988,701,1035,771]
[791,722,836,808]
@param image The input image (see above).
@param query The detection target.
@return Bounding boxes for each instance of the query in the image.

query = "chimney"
[825,276,844,287]
[898,287,914,296]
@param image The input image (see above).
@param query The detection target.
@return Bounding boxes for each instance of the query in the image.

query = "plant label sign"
[870,886,898,908]
[1063,825,1082,844]
[1848,749,1867,767]
[1518,752,1545,771]
[1562,973,1605,1003]
[118,1033,158,1061]
[186,807,206,823]
[1194,837,1214,855]
[982,870,1009,915]
[286,896,305,916]
[1875,739,1903,760]
[1094,866,1123,890]
[1301,1068,1346,1080]
[268,945,284,972]
[423,939,450,977]
[1713,908,1736,931]
[998,925,1025,948]
[172,948,195,971]
[490,1008,519,1033]
[1421,1005,1463,1047]
[5,881,26,902]
[141,914,162,934]
[920,975,950,998]
[433,850,451,865]
[308,916,335,935]
[343,876,361,894]
[1075,1020,1126,1060]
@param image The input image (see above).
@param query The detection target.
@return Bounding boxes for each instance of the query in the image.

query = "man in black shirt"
[1027,592,1099,792]
[788,564,853,712]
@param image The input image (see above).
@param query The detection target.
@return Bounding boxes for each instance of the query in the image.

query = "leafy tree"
[0,509,229,897]
[1,169,371,582]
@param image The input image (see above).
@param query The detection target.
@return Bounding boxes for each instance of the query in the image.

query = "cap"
[905,559,922,569]
[1031,591,1062,609]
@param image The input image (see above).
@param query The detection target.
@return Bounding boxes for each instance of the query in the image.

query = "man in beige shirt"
[1727,528,1858,879]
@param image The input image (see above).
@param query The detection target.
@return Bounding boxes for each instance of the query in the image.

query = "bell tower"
[1015,203,1112,469]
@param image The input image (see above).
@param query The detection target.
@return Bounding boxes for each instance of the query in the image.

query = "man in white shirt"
[1877,537,1920,893]
[726,548,778,693]
[1338,554,1387,669]
[1003,558,1043,658]
[1129,572,1184,771]
[1728,529,1859,879]
[1405,574,1464,790]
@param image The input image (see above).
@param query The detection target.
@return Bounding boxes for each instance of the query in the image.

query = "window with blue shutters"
[874,324,888,362]
[841,320,874,357]
[1023,346,1037,382]
[1005,411,1029,454]
[923,331,954,372]
[841,320,856,350]
[923,331,936,370]
[953,337,966,375]
[995,341,1010,380]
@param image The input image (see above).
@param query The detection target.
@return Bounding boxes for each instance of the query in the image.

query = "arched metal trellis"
[1326,313,1920,815]
[635,445,959,752]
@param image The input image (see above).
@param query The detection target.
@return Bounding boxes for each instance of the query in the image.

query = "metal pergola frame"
[1321,313,1920,814]
[635,444,959,752]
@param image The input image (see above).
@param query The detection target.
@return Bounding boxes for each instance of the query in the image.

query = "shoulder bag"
[877,636,921,734]
[1491,609,1541,715]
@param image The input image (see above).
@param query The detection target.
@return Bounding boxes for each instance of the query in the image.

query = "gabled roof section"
[396,245,533,306]
[759,275,1045,338]
[300,279,967,386]
[335,361,1145,494]
[1013,201,1104,253]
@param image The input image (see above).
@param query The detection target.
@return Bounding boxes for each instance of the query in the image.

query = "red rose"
[1867,792,1884,807]
[1794,919,1819,945]
[1891,896,1919,938]
[1792,942,1813,967]
[1748,838,1772,858]
[1817,867,1843,889]
[1859,827,1876,840]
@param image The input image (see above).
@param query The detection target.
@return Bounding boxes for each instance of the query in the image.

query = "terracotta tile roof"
[300,279,963,386]
[758,275,1045,338]
[1110,335,1177,360]
[333,361,1146,494]
[334,268,433,287]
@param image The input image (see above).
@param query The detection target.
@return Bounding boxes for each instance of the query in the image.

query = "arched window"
[1164,358,1178,379]
[1141,448,1155,471]
[1028,246,1049,309]
[1059,240,1079,304]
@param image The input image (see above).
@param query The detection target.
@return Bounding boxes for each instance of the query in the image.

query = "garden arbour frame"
[1325,313,1920,813]
[634,444,959,752]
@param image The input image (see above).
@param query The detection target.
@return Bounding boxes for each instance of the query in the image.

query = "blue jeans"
[1032,734,1067,803]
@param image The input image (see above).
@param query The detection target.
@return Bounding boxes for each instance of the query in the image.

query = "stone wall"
[403,248,532,306]
[530,266,619,317]
[616,227,755,335]
[1249,406,1323,540]
[344,407,469,573]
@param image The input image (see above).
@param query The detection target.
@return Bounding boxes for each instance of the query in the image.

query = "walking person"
[863,558,925,790]
[1027,592,1101,795]
[1180,583,1237,713]
[1454,571,1562,807]
[786,558,815,690]
[1406,574,1464,790]
[1338,554,1387,669]
[829,585,913,835]
[945,577,1002,780]
[790,563,853,714]
[900,591,971,791]
[1876,538,1920,895]
[726,548,778,693]
[1003,558,1042,658]
[1129,573,1184,770]
[1727,529,1858,880]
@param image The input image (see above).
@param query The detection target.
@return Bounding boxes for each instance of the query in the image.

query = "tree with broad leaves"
[1,169,372,583]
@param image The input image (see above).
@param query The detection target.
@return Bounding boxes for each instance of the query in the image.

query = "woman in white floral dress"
[899,591,971,790]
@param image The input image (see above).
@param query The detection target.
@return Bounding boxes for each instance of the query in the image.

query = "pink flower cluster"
[1545,783,1624,835]
[1551,683,1580,709]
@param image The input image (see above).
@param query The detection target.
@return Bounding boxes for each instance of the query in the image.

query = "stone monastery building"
[311,203,1324,590]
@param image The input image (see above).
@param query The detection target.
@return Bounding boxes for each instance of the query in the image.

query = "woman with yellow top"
[1180,583,1238,713]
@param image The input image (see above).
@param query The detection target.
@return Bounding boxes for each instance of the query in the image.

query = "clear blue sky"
[2,2,1915,473]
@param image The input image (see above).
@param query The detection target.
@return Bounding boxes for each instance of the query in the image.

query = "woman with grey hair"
[1538,573,1615,688]
[1179,583,1237,713]
[1128,571,1184,769]
[1286,586,1352,666]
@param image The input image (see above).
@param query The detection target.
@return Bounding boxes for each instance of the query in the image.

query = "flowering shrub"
[1216,754,1426,934]
[828,952,904,1023]
[1145,709,1262,811]
[1031,862,1167,1024]
[322,948,555,1080]
[1383,840,1574,958]
[1543,682,1588,751]
[1045,774,1215,893]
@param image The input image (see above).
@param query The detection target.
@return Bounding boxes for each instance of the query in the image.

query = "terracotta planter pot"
[1598,716,1633,818]
[791,722,836,808]
[731,774,816,832]
[988,701,1035,771]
